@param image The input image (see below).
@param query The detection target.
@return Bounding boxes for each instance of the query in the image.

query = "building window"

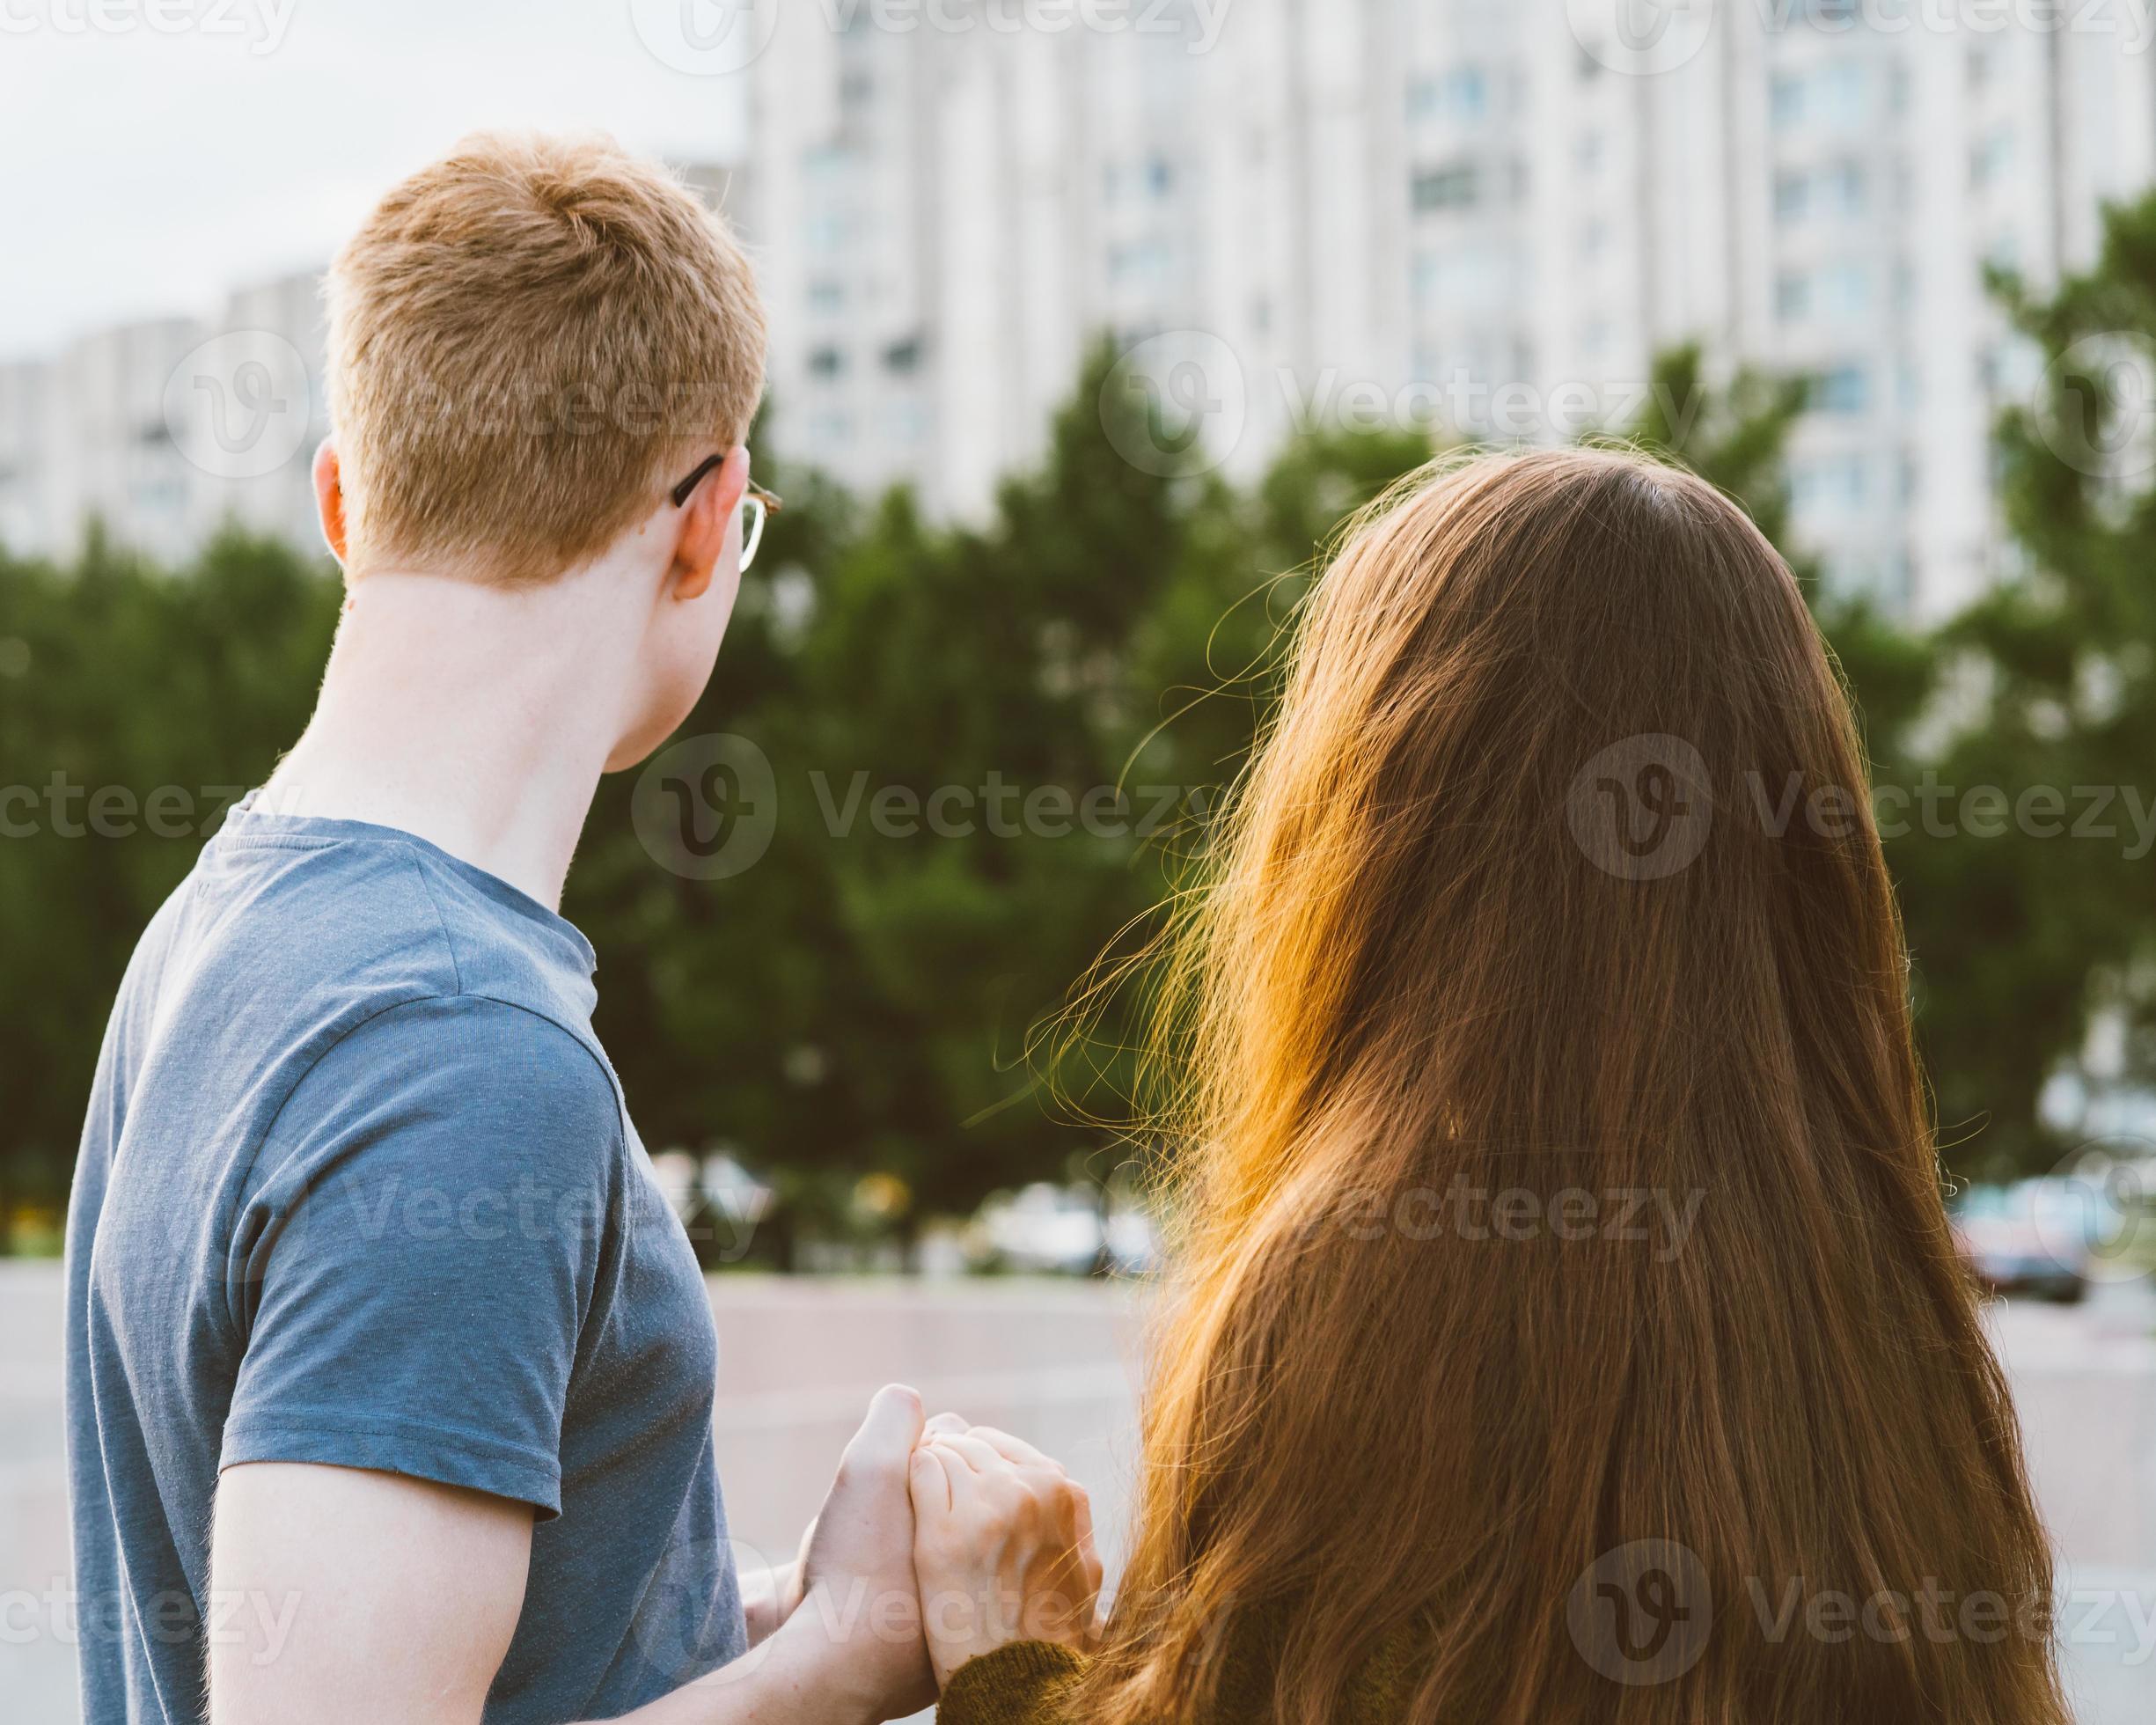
[1971,128,2014,188]
[808,347,846,379]
[1819,261,1869,316]
[1816,62,1867,125]
[1815,364,1869,414]
[1412,251,1441,309]
[808,281,844,314]
[1444,67,1487,119]
[1777,271,1811,321]
[884,337,921,373]
[1412,162,1479,212]
[1792,455,1867,512]
[1775,171,1808,222]
[1771,73,1805,128]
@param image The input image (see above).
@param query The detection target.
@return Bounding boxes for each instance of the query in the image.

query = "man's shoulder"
[275,990,627,1187]
[119,826,619,1175]
[179,820,466,1004]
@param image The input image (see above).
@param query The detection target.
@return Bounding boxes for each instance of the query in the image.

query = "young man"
[63,133,935,1725]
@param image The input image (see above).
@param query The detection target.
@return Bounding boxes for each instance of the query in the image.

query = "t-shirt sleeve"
[221,994,626,1520]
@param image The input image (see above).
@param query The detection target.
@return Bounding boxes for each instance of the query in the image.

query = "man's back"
[65,796,744,1723]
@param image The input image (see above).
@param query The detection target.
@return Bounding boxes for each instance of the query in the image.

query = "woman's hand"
[908,1420,1104,1690]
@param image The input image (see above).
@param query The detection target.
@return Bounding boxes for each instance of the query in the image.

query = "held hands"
[764,1387,1100,1719]
[769,1384,940,1722]
[908,1415,1104,1690]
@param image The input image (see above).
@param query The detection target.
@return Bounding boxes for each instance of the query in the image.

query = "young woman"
[908,448,2070,1723]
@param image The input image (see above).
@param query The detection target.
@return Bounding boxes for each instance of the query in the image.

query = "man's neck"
[264,565,641,912]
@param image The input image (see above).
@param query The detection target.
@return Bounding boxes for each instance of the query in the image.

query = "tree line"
[5,195,2154,1255]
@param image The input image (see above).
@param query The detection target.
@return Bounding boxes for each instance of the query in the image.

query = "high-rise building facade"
[736,0,2156,619]
[4,2,2151,622]
[0,272,326,570]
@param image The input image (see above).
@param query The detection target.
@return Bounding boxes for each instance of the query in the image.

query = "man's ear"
[312,439,349,563]
[671,447,749,602]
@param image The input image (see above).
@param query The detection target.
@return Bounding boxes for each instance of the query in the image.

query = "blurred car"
[972,1182,1162,1275]
[1951,1182,2090,1303]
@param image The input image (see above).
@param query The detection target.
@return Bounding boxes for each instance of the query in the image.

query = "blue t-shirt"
[63,797,746,1723]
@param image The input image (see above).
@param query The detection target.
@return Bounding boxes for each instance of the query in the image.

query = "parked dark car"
[1951,1183,2090,1304]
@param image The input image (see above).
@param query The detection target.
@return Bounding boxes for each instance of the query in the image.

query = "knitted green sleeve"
[935,1641,1089,1724]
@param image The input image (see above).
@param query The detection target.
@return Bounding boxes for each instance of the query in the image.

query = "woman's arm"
[908,1424,1102,1721]
[934,1641,1089,1724]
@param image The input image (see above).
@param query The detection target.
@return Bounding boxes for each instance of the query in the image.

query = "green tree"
[0,529,339,1228]
[1896,196,2156,1172]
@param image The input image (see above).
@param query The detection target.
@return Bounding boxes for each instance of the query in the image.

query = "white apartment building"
[0,271,326,570]
[4,2,2150,621]
[737,0,2156,620]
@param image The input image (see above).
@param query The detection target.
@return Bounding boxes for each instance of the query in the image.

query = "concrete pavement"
[0,1266,2148,1721]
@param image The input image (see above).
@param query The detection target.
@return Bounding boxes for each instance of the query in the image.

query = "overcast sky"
[2,0,752,360]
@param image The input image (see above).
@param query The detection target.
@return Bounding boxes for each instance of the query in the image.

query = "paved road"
[0,1267,2147,1721]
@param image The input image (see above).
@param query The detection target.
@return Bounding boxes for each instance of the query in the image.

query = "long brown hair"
[1080,449,2066,1721]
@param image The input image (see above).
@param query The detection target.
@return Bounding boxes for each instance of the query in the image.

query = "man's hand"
[775,1383,939,1720]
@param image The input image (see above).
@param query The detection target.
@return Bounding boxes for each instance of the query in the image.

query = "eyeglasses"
[671,455,783,572]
